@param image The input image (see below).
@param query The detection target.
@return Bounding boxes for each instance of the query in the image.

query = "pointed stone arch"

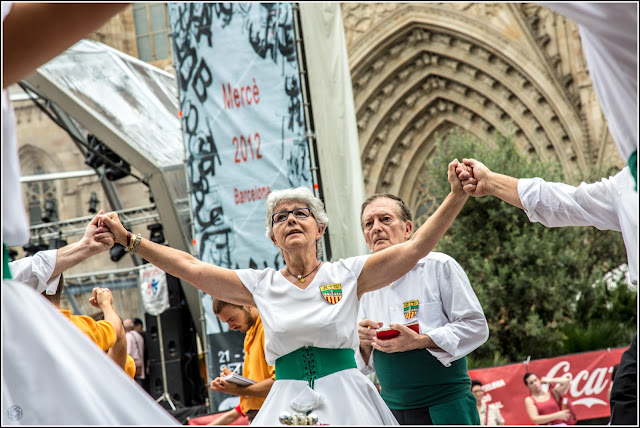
[347,4,592,212]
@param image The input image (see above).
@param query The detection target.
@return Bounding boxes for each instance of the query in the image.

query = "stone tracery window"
[21,144,61,227]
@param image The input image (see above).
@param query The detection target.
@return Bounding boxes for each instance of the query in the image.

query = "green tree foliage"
[415,129,632,367]
[563,265,637,354]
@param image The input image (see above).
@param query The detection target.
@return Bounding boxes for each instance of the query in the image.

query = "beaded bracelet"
[131,233,142,254]
[125,231,132,252]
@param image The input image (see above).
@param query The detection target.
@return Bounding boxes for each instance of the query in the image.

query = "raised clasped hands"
[97,212,128,247]
[84,210,115,253]
[454,158,493,197]
[447,159,467,197]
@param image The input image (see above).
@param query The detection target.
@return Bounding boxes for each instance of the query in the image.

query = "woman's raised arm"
[98,212,255,306]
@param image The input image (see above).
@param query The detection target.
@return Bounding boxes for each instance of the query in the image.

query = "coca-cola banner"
[468,347,625,425]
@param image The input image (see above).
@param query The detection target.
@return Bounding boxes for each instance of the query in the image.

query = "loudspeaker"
[148,357,204,407]
[146,306,197,363]
[144,273,206,407]
[145,307,207,407]
[166,273,185,308]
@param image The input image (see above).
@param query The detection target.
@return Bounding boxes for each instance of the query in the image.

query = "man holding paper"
[210,299,275,423]
[356,194,489,424]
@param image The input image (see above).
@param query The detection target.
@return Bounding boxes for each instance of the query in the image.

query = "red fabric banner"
[468,347,625,425]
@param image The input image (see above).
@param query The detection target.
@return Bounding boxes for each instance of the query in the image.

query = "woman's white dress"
[236,255,399,425]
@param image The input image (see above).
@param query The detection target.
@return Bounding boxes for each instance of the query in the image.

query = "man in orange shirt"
[209,299,275,424]
[43,274,134,378]
[10,212,130,374]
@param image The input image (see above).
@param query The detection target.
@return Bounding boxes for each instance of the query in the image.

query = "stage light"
[148,223,165,245]
[88,192,99,214]
[85,134,131,181]
[23,241,49,256]
[84,134,105,169]
[41,198,58,223]
[105,159,131,181]
[23,243,38,256]
[110,243,127,262]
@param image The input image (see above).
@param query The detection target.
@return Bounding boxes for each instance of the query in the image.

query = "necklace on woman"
[285,261,322,283]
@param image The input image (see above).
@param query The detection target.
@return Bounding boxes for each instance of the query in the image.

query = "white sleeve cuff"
[354,346,375,375]
[425,328,460,367]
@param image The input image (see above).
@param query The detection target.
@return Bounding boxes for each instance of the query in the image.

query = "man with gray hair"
[356,193,489,425]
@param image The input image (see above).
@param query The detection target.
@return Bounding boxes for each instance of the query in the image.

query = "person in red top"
[524,373,572,425]
[207,404,245,426]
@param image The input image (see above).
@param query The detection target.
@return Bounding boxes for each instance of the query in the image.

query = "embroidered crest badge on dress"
[320,283,342,304]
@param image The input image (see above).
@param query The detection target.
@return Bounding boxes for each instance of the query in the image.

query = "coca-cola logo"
[544,361,613,408]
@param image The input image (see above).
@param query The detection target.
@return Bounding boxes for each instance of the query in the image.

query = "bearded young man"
[209,300,275,423]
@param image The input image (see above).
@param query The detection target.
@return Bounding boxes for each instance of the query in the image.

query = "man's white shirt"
[356,252,488,370]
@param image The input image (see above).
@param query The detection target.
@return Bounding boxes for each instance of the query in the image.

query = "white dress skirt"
[235,255,399,425]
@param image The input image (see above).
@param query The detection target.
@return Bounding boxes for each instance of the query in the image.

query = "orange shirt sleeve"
[125,355,137,379]
[60,310,116,351]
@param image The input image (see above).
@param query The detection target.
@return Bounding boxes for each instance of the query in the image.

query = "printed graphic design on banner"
[168,2,313,412]
[139,264,170,316]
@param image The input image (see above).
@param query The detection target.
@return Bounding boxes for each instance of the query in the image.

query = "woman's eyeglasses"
[272,207,312,224]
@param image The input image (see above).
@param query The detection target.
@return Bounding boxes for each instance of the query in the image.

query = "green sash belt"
[628,149,637,191]
[3,244,12,279]
[275,347,356,389]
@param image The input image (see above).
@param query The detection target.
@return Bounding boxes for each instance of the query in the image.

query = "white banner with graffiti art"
[168,2,312,272]
[168,2,313,411]
[139,265,170,316]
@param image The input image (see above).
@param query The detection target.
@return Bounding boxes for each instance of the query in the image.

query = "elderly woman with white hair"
[98,160,469,425]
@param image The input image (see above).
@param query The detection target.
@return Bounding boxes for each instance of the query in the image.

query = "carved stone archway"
[343,3,617,212]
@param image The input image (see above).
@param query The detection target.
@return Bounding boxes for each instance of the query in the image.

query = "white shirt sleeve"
[425,257,489,367]
[9,250,61,294]
[354,295,375,374]
[518,173,621,231]
[351,254,374,374]
[518,167,638,286]
[338,254,370,279]
[234,267,269,294]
